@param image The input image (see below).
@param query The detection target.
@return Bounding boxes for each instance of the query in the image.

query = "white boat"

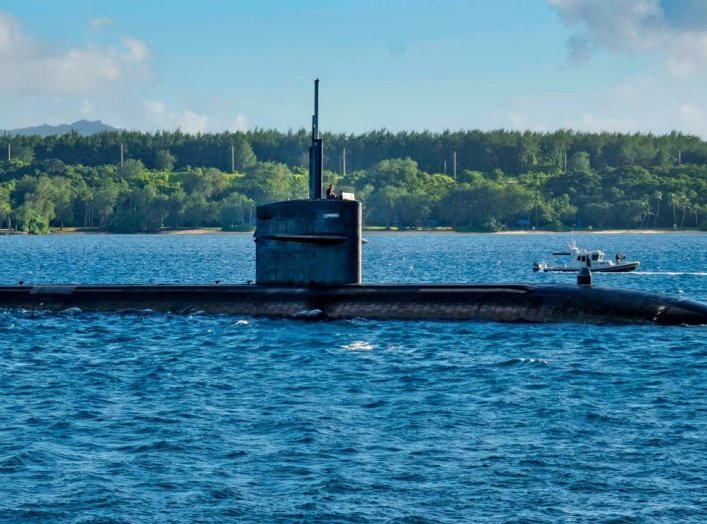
[533,241,639,273]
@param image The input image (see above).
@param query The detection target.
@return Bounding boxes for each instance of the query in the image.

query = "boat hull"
[536,262,639,273]
[0,283,704,325]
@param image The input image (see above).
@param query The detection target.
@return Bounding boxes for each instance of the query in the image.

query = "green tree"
[363,158,422,190]
[232,136,258,171]
[154,149,176,171]
[218,192,255,229]
[0,182,13,229]
[12,145,34,163]
[237,162,293,203]
[568,151,590,172]
[119,159,146,181]
[652,191,663,228]
[181,193,218,227]
[164,187,186,228]
[88,179,123,228]
[182,167,228,197]
[15,193,54,234]
[40,177,75,229]
[108,184,168,233]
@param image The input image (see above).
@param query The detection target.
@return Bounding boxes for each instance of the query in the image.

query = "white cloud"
[492,73,707,137]
[548,0,665,53]
[145,100,209,133]
[665,32,707,76]
[0,11,151,97]
[679,102,697,117]
[0,10,21,52]
[180,110,209,133]
[566,34,592,65]
[142,103,250,133]
[526,2,707,137]
[145,100,167,116]
[577,112,635,133]
[232,113,248,131]
[505,112,530,129]
[0,11,250,133]
[89,17,113,31]
[677,101,704,129]
[121,37,149,63]
[79,100,94,117]
[548,0,707,76]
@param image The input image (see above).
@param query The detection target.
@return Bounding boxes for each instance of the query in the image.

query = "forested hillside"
[1,128,706,233]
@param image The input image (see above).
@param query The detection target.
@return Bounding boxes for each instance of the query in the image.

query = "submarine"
[0,80,706,326]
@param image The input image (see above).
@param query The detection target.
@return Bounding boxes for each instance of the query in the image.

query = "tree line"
[1,128,706,233]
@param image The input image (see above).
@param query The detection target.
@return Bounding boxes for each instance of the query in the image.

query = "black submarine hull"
[0,283,705,325]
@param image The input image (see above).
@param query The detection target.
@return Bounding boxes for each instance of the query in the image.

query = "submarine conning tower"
[254,79,363,286]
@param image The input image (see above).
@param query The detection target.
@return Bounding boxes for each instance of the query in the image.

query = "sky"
[1,0,706,136]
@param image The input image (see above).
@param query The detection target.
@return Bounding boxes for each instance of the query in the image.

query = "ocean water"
[0,232,705,522]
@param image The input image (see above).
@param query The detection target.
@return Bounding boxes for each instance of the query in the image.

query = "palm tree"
[668,192,682,229]
[652,190,662,228]
[638,198,650,229]
[679,190,695,229]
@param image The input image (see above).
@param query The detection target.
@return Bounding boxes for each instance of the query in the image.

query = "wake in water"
[633,272,707,276]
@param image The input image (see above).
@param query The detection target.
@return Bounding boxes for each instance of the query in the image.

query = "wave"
[59,307,83,315]
[291,308,325,319]
[341,340,375,351]
[497,357,550,366]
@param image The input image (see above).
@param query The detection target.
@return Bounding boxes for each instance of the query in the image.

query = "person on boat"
[326,184,336,199]
[615,252,624,263]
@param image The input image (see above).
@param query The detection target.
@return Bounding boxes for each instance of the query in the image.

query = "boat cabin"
[577,251,604,266]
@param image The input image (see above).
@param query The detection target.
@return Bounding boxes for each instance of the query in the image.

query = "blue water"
[1,233,705,522]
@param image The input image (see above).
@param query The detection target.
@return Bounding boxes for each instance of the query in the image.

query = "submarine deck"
[0,283,706,325]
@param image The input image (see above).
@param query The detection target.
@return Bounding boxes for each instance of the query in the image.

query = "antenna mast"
[308,79,323,199]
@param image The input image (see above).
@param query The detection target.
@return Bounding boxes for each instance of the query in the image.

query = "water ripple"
[0,234,705,521]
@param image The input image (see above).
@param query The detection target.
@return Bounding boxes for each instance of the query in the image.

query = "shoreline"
[490,229,703,235]
[1,228,704,236]
[364,228,704,235]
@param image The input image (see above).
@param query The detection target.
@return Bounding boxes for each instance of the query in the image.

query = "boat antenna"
[308,79,323,199]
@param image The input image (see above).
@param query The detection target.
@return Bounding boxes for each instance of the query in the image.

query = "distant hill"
[1,120,119,137]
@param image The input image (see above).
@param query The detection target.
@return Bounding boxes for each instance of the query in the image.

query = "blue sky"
[1,0,706,136]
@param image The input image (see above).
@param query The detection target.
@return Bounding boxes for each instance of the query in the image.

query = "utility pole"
[7,142,10,162]
[342,147,346,177]
[443,160,447,175]
[678,150,682,165]
[453,151,457,180]
[120,143,124,169]
[564,151,567,171]
[231,143,236,173]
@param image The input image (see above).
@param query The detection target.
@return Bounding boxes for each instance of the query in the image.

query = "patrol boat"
[533,241,639,273]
